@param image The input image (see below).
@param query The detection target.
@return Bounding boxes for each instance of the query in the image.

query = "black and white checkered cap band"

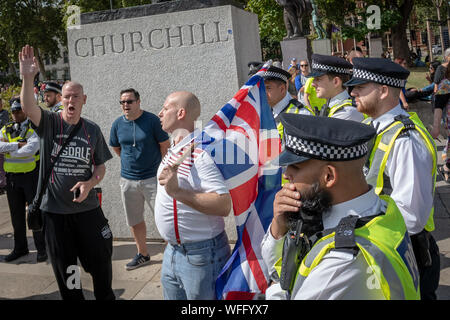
[312,62,352,75]
[45,84,61,93]
[263,71,288,82]
[352,68,407,88]
[285,134,368,161]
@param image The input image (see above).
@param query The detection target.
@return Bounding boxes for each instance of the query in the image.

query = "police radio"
[279,217,311,292]
[279,193,328,294]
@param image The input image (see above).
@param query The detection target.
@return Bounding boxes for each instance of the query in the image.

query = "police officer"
[261,114,420,300]
[248,61,263,77]
[345,58,439,300]
[309,54,364,122]
[43,81,63,112]
[0,99,46,263]
[263,66,310,140]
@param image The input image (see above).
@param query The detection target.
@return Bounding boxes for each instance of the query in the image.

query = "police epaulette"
[394,114,415,131]
[397,130,410,138]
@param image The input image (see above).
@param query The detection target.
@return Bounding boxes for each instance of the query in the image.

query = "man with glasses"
[295,60,310,104]
[110,88,170,270]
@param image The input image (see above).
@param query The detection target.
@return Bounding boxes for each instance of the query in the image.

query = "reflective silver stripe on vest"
[355,236,405,299]
[365,121,403,193]
[291,236,335,295]
[291,235,406,300]
[4,157,35,164]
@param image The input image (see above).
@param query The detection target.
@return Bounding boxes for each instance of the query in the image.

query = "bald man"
[347,49,364,64]
[19,45,115,300]
[156,91,232,300]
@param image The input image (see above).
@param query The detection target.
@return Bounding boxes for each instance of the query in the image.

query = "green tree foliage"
[63,0,154,13]
[0,0,65,79]
[314,0,417,60]
[245,0,284,60]
[415,0,449,32]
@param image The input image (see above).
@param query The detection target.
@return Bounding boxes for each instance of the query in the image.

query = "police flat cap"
[248,61,263,75]
[263,66,291,82]
[10,99,22,112]
[344,58,410,88]
[44,82,62,94]
[275,113,376,166]
[309,54,353,78]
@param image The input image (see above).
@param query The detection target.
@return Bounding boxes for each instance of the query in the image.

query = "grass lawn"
[407,67,431,90]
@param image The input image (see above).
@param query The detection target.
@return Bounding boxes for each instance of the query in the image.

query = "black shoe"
[36,252,48,263]
[4,250,29,262]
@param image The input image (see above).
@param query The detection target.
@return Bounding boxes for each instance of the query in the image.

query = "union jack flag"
[195,62,282,299]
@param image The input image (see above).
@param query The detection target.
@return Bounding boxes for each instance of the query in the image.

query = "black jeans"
[5,168,46,253]
[43,207,115,300]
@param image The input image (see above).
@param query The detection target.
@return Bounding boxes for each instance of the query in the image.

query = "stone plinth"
[369,37,383,58]
[312,39,332,55]
[280,37,312,69]
[67,0,261,240]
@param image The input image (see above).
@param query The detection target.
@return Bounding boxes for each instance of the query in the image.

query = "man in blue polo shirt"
[110,88,170,270]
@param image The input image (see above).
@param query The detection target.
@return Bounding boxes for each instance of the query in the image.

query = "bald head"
[347,50,364,64]
[168,91,201,121]
[63,81,84,95]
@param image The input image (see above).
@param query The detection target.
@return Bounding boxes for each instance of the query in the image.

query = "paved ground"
[0,138,449,300]
[0,198,166,300]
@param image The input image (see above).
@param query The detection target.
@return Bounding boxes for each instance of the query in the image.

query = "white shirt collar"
[272,92,293,118]
[372,104,408,133]
[328,90,350,108]
[321,187,383,230]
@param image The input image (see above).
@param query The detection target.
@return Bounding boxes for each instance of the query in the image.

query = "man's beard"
[356,98,378,117]
[285,182,333,236]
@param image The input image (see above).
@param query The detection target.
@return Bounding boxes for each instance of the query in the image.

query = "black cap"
[44,82,62,94]
[262,66,291,83]
[248,61,263,75]
[309,54,353,78]
[344,58,410,88]
[275,114,376,166]
[10,99,22,112]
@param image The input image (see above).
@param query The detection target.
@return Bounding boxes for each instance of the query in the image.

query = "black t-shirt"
[434,65,447,85]
[33,108,112,214]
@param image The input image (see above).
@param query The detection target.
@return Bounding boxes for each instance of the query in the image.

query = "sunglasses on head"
[119,99,136,105]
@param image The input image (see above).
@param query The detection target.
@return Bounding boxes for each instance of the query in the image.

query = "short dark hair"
[326,73,351,89]
[120,88,140,100]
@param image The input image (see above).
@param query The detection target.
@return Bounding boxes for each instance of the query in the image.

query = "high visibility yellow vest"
[51,104,64,112]
[364,113,437,232]
[274,195,421,300]
[303,77,326,108]
[1,122,39,173]
[275,100,306,139]
[319,99,353,117]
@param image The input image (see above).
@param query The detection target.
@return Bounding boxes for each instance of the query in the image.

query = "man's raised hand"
[19,45,40,78]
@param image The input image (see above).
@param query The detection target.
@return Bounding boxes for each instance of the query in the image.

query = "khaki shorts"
[120,176,156,227]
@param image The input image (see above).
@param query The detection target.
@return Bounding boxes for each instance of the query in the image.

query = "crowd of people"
[0,43,446,301]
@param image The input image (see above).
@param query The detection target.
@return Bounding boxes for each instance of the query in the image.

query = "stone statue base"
[369,37,383,58]
[280,37,312,69]
[312,39,332,55]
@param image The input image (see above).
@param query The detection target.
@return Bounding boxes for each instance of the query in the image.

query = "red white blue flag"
[195,62,282,299]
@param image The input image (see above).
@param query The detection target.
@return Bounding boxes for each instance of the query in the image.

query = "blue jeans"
[161,231,230,300]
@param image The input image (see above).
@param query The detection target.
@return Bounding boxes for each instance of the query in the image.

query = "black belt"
[6,171,33,176]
